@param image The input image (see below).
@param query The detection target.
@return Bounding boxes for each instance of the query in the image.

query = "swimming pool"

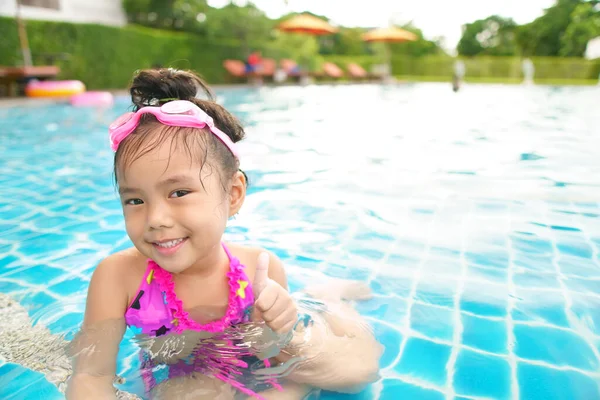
[1,82,599,399]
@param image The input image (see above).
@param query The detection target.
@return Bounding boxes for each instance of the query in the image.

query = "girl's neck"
[176,242,229,279]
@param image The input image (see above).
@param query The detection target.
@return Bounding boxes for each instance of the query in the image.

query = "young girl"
[66,68,382,400]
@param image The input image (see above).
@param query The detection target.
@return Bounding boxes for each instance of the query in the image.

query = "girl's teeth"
[156,239,183,248]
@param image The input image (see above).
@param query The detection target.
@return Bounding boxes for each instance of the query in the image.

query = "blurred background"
[1,0,599,91]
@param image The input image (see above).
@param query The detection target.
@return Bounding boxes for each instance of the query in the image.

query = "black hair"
[114,68,248,192]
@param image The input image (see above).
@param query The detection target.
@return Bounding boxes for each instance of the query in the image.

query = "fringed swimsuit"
[124,243,281,399]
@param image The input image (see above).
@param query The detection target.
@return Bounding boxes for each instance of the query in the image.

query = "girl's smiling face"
[117,132,245,274]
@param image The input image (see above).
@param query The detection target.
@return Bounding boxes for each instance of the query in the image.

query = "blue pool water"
[1,82,600,399]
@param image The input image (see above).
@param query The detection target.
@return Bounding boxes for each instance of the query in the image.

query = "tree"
[389,23,445,57]
[122,0,209,33]
[457,15,517,56]
[319,27,366,56]
[515,0,585,56]
[203,3,274,53]
[560,2,600,56]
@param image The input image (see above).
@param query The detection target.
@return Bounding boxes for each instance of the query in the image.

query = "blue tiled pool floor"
[1,83,600,399]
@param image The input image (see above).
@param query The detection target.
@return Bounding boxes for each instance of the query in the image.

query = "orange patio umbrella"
[362,26,418,43]
[276,14,338,80]
[362,26,417,79]
[277,13,338,35]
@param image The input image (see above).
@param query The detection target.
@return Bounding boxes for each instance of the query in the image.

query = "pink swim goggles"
[109,100,239,159]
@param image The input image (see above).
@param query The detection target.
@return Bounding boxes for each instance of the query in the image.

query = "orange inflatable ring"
[25,80,86,98]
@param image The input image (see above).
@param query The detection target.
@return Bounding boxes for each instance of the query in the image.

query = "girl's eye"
[125,198,144,206]
[170,190,190,198]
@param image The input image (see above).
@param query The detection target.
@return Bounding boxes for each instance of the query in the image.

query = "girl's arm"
[265,253,383,393]
[66,255,129,400]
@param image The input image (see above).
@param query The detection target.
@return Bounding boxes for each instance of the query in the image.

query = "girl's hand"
[252,252,298,334]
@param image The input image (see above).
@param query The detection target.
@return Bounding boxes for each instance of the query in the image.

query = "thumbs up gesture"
[252,252,298,335]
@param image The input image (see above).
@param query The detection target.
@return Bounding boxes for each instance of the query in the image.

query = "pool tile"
[453,349,511,399]
[563,276,600,296]
[370,320,403,369]
[460,281,508,318]
[510,233,553,255]
[319,387,374,400]
[0,254,20,269]
[395,337,451,386]
[49,276,89,296]
[420,256,463,277]
[461,313,507,354]
[16,233,73,257]
[28,214,71,229]
[370,273,413,298]
[415,277,457,308]
[0,279,25,293]
[48,248,100,269]
[60,221,105,234]
[513,270,560,289]
[518,363,600,400]
[513,324,599,371]
[512,252,554,273]
[46,311,84,333]
[465,250,510,270]
[0,204,31,220]
[511,288,569,327]
[379,379,445,400]
[569,293,600,336]
[19,291,58,313]
[410,302,454,342]
[558,255,600,279]
[468,265,508,284]
[89,230,129,245]
[556,235,593,258]
[0,363,62,400]
[354,296,408,322]
[325,263,371,281]
[1,264,66,285]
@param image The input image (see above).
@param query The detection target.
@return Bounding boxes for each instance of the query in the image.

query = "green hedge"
[0,17,250,88]
[389,55,600,80]
[1,16,599,89]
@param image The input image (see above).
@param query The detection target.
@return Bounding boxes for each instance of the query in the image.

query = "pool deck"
[0,80,404,108]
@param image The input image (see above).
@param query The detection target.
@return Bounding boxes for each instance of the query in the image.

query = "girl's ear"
[228,171,246,217]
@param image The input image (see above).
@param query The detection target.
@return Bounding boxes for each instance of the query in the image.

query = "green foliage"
[1,13,598,90]
[203,3,275,53]
[560,2,600,56]
[457,15,518,56]
[122,0,209,33]
[0,16,242,88]
[458,0,600,57]
[390,55,600,80]
[389,24,445,57]
[319,27,367,56]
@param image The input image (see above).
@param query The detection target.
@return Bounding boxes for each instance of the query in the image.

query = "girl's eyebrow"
[118,175,195,196]
[118,186,138,196]
[156,174,195,188]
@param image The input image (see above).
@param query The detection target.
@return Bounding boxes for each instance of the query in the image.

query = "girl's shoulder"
[91,247,148,310]
[223,242,289,290]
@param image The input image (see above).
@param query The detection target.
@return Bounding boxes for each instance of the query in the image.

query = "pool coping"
[0,80,404,108]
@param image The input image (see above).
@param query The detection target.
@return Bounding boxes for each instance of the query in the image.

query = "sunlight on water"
[1,83,600,399]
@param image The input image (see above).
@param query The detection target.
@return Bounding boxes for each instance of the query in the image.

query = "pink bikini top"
[124,243,255,336]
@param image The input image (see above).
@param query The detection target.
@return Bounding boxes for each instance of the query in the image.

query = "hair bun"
[130,68,215,110]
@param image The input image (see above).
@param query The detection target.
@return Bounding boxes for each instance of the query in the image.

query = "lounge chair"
[347,63,368,81]
[280,59,303,81]
[222,60,248,82]
[321,62,344,80]
[0,65,60,97]
[223,58,275,83]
